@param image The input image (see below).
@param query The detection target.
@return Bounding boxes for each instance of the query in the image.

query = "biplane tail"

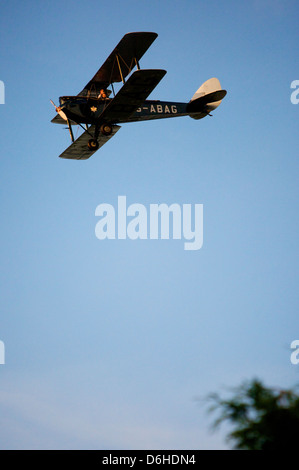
[187,78,227,120]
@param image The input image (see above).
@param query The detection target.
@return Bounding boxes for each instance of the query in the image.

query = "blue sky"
[0,0,298,449]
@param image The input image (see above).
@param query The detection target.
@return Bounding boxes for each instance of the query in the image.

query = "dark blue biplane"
[51,32,227,160]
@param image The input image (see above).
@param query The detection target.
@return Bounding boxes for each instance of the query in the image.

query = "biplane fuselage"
[58,95,188,124]
[51,32,227,160]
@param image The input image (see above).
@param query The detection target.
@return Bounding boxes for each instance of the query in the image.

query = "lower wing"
[58,124,121,160]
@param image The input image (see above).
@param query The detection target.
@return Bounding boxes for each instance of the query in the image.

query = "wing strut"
[113,54,141,88]
[135,58,140,70]
[116,54,126,84]
[66,118,74,143]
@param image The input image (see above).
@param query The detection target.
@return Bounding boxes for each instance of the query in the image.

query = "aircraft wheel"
[100,123,113,136]
[88,139,99,151]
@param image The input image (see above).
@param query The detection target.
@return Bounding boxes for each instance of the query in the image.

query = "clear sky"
[0,0,298,450]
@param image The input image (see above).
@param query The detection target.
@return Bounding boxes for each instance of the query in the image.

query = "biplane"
[51,32,227,160]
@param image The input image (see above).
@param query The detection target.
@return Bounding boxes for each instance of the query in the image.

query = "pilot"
[98,88,111,100]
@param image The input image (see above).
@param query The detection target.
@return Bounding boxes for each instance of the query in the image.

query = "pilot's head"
[99,88,107,99]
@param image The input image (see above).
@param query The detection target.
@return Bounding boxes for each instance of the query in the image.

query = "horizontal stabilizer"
[187,90,227,113]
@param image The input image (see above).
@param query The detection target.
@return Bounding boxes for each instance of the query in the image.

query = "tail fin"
[187,78,227,120]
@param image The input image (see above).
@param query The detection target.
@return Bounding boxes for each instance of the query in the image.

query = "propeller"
[50,99,67,121]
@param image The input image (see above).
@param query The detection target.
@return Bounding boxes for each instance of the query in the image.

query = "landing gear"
[88,139,99,150]
[87,123,113,152]
[87,122,112,151]
[100,123,113,136]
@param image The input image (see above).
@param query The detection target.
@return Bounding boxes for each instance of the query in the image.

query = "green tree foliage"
[207,379,299,450]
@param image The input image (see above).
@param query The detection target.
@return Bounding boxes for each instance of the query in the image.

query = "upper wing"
[78,32,158,96]
[58,124,121,160]
[96,68,167,123]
